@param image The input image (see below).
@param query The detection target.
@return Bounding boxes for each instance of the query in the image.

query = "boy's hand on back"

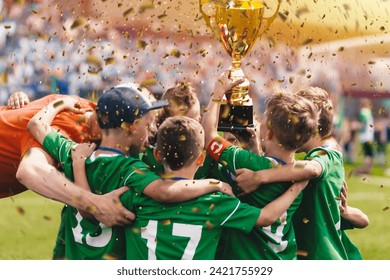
[216,181,234,196]
[235,168,262,194]
[92,186,136,227]
[71,143,96,163]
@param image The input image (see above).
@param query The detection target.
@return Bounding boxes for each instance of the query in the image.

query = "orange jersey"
[0,94,96,198]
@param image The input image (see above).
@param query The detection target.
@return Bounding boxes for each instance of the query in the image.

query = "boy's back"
[208,143,301,259]
[293,146,363,260]
[121,186,259,260]
[43,131,161,259]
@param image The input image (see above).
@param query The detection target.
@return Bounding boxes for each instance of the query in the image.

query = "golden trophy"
[200,0,280,132]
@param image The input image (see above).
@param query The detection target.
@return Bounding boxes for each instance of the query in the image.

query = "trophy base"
[218,103,254,133]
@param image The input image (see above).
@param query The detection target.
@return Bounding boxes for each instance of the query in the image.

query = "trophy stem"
[229,61,251,106]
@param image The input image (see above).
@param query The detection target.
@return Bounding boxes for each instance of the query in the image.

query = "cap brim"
[148,99,169,111]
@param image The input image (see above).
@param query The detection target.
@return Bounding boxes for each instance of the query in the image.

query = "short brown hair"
[161,81,198,117]
[157,116,204,171]
[266,93,318,150]
[295,87,333,138]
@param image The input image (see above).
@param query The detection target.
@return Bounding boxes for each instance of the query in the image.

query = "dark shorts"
[362,142,374,157]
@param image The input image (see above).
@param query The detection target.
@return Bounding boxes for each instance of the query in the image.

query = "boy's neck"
[99,137,131,156]
[163,165,197,181]
[263,142,295,164]
[302,137,323,153]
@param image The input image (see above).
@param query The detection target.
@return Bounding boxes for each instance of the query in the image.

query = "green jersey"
[292,146,362,260]
[43,131,160,260]
[120,189,260,260]
[207,137,302,260]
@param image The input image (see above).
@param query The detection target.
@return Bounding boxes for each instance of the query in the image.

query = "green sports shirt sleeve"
[42,130,77,180]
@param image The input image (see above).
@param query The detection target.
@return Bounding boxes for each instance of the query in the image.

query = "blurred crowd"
[0,0,389,172]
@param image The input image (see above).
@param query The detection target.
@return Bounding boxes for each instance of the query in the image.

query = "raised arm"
[202,70,244,148]
[71,143,97,219]
[27,97,81,144]
[143,179,233,203]
[235,160,322,195]
[256,180,308,227]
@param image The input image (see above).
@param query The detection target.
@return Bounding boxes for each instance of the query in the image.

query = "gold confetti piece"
[53,100,64,108]
[70,18,85,30]
[302,38,313,45]
[86,205,97,214]
[4,25,11,29]
[104,57,115,65]
[103,254,118,260]
[86,55,102,67]
[158,13,167,19]
[368,61,376,65]
[383,207,389,212]
[43,215,52,221]
[302,218,309,224]
[170,48,181,58]
[16,206,25,215]
[0,69,8,84]
[296,250,309,257]
[209,180,220,185]
[335,197,341,201]
[192,207,201,213]
[133,167,147,174]
[162,219,171,225]
[209,204,215,211]
[205,220,214,229]
[123,8,134,18]
[132,227,141,234]
[87,68,102,75]
[178,135,186,141]
[136,40,147,50]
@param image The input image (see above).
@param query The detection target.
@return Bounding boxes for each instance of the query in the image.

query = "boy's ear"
[267,129,274,140]
[153,147,163,162]
[196,151,206,167]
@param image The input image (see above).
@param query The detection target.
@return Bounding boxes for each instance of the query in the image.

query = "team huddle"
[0,70,368,260]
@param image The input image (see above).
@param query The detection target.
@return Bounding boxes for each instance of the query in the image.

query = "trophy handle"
[262,0,281,30]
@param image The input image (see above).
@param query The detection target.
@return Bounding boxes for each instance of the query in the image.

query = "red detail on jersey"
[207,136,232,162]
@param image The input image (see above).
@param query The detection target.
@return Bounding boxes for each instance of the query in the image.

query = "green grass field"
[0,163,389,259]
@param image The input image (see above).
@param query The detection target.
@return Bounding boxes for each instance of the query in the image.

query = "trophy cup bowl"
[200,0,280,132]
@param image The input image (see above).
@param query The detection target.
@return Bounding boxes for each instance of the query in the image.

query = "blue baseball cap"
[97,84,168,129]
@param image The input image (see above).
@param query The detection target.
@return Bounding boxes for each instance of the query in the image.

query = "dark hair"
[295,87,333,138]
[266,93,318,150]
[156,116,204,171]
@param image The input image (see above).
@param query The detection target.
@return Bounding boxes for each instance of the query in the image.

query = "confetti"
[205,220,214,229]
[296,250,309,257]
[162,219,171,225]
[16,206,25,215]
[70,18,85,30]
[103,254,118,260]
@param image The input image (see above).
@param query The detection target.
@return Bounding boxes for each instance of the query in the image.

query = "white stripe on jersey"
[220,200,241,226]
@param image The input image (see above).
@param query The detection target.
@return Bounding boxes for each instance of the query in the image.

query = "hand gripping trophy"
[200,0,280,132]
